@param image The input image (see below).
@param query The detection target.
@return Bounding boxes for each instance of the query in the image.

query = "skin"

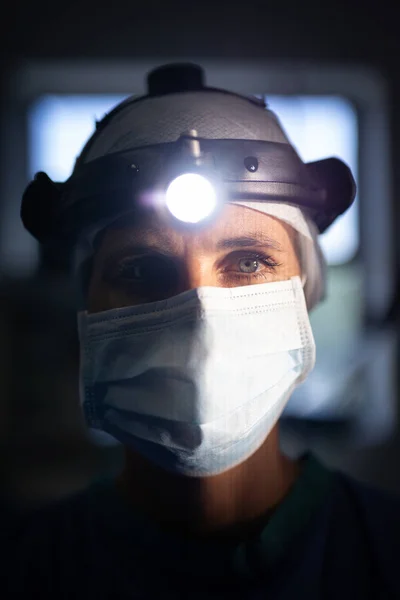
[88,202,303,543]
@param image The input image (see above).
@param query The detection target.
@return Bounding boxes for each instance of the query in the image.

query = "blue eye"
[219,251,281,284]
[238,258,261,273]
[226,252,279,273]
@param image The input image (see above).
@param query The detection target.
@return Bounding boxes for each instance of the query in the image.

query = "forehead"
[95,204,297,255]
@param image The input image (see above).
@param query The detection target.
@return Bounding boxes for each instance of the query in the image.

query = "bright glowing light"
[165,173,217,223]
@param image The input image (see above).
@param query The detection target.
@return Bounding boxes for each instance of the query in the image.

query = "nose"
[178,254,218,293]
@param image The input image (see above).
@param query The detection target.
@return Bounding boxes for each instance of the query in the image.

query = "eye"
[116,256,168,281]
[106,254,180,296]
[219,251,281,283]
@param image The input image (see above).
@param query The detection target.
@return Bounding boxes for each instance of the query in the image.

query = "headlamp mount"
[21,64,356,245]
[21,133,356,245]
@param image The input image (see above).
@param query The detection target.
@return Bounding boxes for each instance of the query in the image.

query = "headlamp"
[20,63,356,246]
[161,129,222,226]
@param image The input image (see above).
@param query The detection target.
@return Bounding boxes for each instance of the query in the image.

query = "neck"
[115,426,301,543]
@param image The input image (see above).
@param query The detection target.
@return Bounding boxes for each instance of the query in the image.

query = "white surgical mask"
[78,276,315,476]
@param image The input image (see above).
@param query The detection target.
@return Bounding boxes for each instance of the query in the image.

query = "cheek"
[88,282,139,313]
[279,229,302,278]
[87,279,109,313]
[87,267,119,313]
[286,251,302,278]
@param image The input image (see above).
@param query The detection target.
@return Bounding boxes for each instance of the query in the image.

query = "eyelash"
[219,251,281,283]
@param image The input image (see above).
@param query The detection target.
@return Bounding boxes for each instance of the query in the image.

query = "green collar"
[232,454,335,578]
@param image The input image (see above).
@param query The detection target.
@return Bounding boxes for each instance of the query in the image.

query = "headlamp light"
[161,130,224,226]
[165,173,217,224]
[161,130,222,225]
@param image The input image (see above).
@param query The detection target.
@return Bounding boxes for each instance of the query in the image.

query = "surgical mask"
[78,276,315,476]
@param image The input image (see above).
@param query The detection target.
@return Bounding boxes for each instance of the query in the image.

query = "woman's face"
[88,203,301,313]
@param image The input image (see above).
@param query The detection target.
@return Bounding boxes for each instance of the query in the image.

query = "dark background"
[0,0,399,506]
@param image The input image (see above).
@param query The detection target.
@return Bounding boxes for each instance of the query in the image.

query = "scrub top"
[3,454,400,599]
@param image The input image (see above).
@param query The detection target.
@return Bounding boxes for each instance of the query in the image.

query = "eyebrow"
[215,235,283,251]
[101,231,284,265]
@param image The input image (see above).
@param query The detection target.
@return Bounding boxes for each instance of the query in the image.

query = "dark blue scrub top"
[3,454,400,599]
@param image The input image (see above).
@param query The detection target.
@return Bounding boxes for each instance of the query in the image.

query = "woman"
[6,64,400,599]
